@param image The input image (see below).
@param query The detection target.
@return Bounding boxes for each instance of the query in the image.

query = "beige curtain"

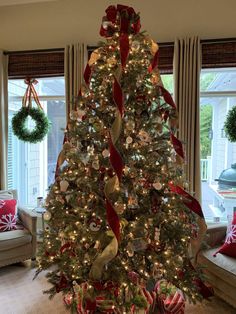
[64,43,87,121]
[174,37,206,263]
[0,51,8,190]
[174,36,201,201]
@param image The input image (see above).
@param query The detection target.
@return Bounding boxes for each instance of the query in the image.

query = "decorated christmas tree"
[36,5,211,313]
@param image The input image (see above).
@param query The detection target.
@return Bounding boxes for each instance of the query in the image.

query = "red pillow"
[214,212,236,258]
[0,199,17,232]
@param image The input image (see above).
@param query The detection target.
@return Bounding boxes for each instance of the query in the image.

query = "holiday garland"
[224,105,236,142]
[12,78,50,143]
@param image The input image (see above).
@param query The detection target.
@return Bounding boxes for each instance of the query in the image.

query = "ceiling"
[0,0,57,6]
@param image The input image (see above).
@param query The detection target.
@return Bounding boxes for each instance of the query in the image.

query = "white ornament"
[102,149,110,158]
[89,219,101,232]
[60,180,69,192]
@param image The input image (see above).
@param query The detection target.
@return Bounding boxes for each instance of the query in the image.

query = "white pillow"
[0,190,13,200]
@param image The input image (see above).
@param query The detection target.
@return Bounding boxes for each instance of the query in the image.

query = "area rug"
[0,261,235,314]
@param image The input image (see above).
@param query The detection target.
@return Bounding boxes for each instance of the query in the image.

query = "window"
[161,74,174,94]
[8,77,66,206]
[200,68,236,223]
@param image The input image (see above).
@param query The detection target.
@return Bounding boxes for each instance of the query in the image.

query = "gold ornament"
[131,40,140,51]
[153,182,162,190]
[126,120,135,131]
[60,180,69,192]
[92,160,100,170]
[126,136,133,144]
[138,130,151,143]
[43,211,51,221]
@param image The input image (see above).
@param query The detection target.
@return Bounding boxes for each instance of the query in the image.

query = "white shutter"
[7,115,14,189]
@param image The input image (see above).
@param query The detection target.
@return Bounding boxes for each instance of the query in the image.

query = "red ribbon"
[148,50,159,73]
[56,274,69,293]
[60,242,76,256]
[106,199,120,242]
[100,5,141,38]
[169,182,204,218]
[113,76,124,117]
[84,63,92,85]
[22,78,43,110]
[109,137,124,182]
[119,33,130,68]
[170,133,185,159]
[159,85,176,109]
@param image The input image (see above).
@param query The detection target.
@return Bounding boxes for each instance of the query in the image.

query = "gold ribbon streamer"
[89,237,118,281]
[89,78,123,280]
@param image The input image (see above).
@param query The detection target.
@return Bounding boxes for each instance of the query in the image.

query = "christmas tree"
[36,5,209,313]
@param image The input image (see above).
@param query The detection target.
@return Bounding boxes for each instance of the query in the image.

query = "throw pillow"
[0,199,17,232]
[0,190,13,200]
[214,212,236,258]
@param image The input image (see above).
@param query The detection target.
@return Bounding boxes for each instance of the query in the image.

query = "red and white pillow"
[0,199,17,232]
[214,212,236,258]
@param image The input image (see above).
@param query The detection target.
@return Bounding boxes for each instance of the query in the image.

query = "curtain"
[0,51,8,190]
[174,37,206,263]
[64,43,87,121]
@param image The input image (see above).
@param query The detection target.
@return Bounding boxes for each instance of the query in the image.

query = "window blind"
[201,40,236,69]
[7,49,64,79]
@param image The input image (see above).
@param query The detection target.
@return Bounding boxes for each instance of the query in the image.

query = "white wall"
[0,0,236,51]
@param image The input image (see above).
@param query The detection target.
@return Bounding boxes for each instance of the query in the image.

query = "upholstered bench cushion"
[199,247,236,287]
[0,229,32,251]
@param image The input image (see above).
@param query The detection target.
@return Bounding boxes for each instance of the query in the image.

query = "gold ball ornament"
[43,211,51,221]
[153,182,162,190]
[131,41,140,51]
[126,136,133,144]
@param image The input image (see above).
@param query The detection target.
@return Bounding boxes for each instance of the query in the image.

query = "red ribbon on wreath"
[22,78,43,110]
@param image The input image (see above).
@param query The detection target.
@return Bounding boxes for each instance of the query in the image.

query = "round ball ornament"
[131,40,140,51]
[224,106,236,142]
[153,182,162,190]
[43,211,52,221]
[12,107,50,143]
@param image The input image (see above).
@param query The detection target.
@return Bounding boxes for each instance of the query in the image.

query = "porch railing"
[201,158,210,181]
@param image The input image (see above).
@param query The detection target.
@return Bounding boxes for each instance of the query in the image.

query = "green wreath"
[224,106,236,142]
[12,107,50,143]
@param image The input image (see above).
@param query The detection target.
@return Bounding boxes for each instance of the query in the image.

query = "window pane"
[200,69,236,223]
[200,69,236,92]
[161,74,174,94]
[8,77,66,206]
